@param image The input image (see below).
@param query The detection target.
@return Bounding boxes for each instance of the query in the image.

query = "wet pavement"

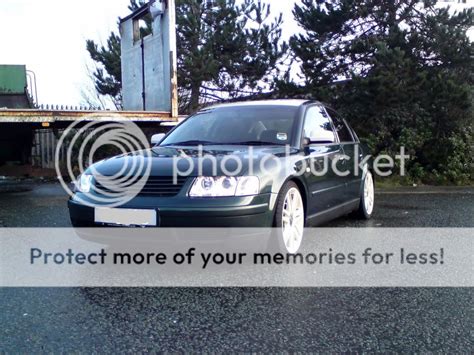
[0,183,473,352]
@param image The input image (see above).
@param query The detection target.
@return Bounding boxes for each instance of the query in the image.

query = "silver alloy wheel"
[281,187,305,254]
[364,171,375,215]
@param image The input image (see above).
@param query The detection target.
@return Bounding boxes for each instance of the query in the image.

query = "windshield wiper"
[161,140,218,146]
[226,141,285,146]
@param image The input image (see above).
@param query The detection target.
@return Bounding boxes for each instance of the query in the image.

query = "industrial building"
[0,0,178,175]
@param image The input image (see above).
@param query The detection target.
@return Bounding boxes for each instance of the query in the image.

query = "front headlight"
[189,176,260,197]
[75,174,93,193]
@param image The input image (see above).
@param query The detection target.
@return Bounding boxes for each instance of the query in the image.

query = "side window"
[303,106,335,142]
[326,108,354,143]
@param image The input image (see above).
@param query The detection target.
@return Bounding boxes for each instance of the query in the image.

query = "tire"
[269,181,305,254]
[70,218,95,228]
[356,170,375,219]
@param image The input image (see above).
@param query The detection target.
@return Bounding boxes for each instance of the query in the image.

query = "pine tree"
[286,0,473,183]
[86,0,287,113]
[178,0,287,112]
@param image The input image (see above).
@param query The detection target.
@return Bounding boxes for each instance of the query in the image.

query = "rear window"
[326,108,354,143]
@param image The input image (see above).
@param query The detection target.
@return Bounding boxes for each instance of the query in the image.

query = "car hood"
[86,145,297,177]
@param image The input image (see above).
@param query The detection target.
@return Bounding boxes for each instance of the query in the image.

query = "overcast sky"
[0,0,300,106]
[0,0,471,107]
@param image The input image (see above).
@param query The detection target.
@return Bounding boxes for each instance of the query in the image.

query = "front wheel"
[356,170,375,219]
[271,181,305,254]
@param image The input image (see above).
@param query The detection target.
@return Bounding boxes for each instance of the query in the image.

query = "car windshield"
[160,105,298,146]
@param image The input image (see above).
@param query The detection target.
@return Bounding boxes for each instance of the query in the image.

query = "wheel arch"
[271,175,309,227]
[275,176,309,218]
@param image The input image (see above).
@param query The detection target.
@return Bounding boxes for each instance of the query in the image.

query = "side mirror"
[151,133,166,145]
[304,130,336,145]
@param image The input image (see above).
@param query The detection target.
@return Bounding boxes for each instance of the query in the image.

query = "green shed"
[0,65,27,95]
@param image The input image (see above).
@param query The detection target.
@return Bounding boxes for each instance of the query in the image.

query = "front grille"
[94,176,188,197]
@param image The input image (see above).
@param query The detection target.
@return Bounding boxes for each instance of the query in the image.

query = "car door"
[301,105,347,217]
[325,107,361,202]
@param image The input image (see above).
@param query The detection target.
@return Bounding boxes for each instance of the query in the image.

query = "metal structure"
[0,65,35,109]
[26,70,38,105]
[0,109,174,124]
[0,65,27,95]
[31,128,65,169]
[0,1,180,170]
[120,0,178,117]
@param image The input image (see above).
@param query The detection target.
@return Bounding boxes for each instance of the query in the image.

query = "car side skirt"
[306,198,360,226]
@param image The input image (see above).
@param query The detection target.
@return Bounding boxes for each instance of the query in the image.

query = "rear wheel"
[271,181,305,254]
[356,170,375,219]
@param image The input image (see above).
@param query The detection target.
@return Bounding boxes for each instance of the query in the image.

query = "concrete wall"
[120,1,176,113]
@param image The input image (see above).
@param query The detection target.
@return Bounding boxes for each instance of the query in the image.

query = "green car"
[68,100,375,253]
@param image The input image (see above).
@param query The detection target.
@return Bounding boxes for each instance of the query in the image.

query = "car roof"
[207,99,317,110]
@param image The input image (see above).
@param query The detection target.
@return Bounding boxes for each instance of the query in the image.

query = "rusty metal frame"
[0,109,177,123]
[168,0,179,118]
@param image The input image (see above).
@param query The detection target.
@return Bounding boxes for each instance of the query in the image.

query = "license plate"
[94,208,157,226]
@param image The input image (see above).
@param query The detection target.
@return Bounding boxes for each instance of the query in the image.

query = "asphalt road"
[0,183,473,352]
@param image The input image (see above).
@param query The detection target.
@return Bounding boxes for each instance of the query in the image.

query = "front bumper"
[68,193,276,228]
